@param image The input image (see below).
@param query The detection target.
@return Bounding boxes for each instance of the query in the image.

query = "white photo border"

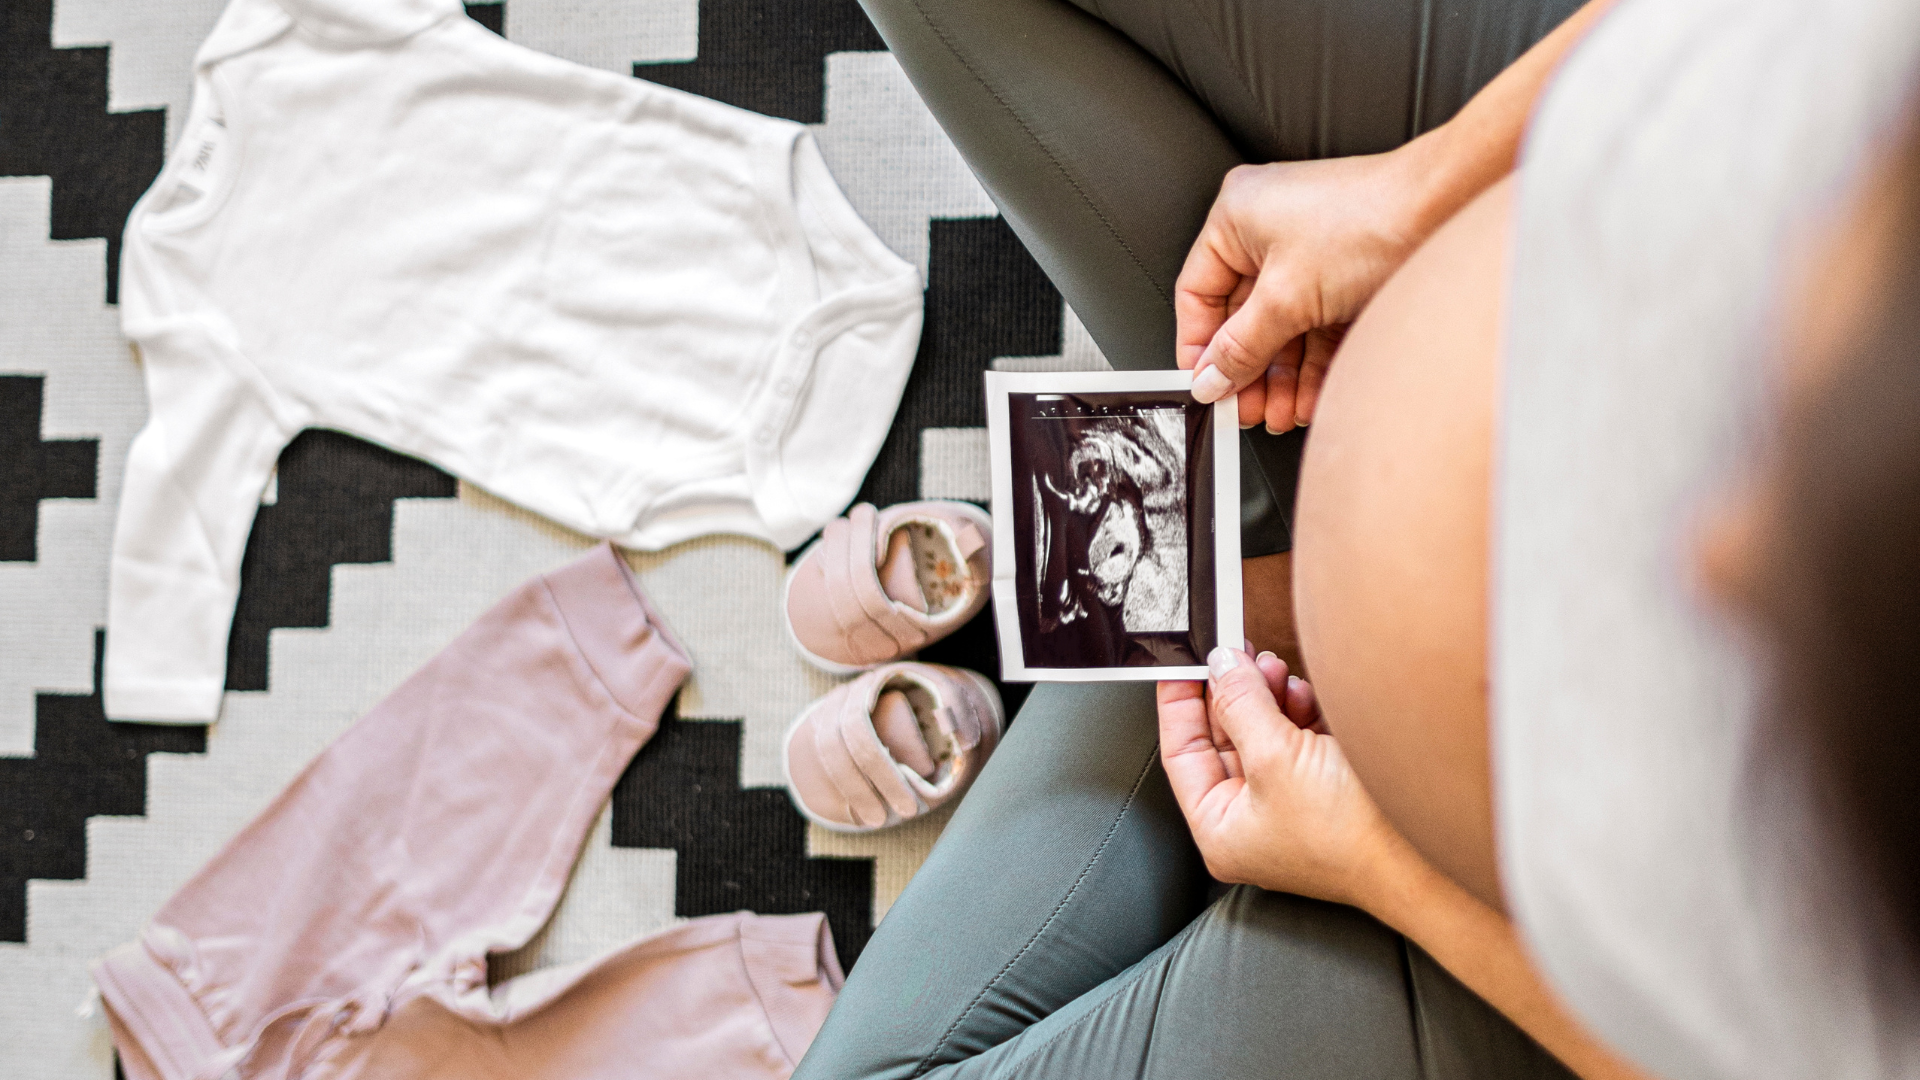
[985,369,1243,682]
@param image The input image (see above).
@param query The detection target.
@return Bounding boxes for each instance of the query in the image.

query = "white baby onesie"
[107,0,924,722]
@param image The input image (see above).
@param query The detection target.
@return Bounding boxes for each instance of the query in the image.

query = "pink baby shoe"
[782,662,1004,833]
[783,501,992,673]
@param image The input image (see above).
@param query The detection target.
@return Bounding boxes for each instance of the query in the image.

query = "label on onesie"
[150,115,228,216]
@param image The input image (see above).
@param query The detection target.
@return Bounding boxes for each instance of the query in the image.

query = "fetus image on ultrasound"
[1008,391,1215,669]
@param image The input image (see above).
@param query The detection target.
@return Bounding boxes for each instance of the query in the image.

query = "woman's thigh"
[794,622,1569,1080]
[857,0,1579,559]
[812,871,1569,1080]
[792,681,1210,1080]
[928,888,1425,1079]
[791,675,1554,1079]
[1072,0,1585,161]
[1293,178,1513,908]
[943,887,1569,1080]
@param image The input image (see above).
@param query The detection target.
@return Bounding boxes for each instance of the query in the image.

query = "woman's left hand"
[1157,647,1407,907]
[1176,150,1440,432]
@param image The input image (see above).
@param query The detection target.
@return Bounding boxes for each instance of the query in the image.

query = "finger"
[1211,645,1254,778]
[1204,646,1294,765]
[1284,674,1328,734]
[1218,739,1245,781]
[1237,378,1265,429]
[1294,325,1345,426]
[1206,689,1244,781]
[1192,274,1314,404]
[1263,343,1301,435]
[1174,226,1254,371]
[1224,275,1255,321]
[1254,650,1290,699]
[1157,680,1232,815]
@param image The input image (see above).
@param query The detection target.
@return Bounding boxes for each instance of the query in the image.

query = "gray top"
[1497,1,1920,1078]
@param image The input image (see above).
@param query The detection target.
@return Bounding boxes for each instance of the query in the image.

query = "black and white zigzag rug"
[0,2,1111,1074]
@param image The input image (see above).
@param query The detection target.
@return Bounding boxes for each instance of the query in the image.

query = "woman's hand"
[1162,648,1660,1080]
[1157,646,1407,907]
[1177,146,1447,433]
[1176,0,1617,431]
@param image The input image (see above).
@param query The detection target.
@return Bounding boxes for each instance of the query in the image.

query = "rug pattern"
[0,1,1111,1075]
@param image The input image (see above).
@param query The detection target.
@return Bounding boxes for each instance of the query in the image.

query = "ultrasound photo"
[986,371,1242,681]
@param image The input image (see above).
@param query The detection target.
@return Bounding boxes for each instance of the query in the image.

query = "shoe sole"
[779,501,995,676]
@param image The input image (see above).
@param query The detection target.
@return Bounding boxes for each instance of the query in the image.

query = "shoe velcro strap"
[811,695,893,830]
[818,515,896,660]
[836,689,923,822]
[951,519,987,561]
[822,505,930,657]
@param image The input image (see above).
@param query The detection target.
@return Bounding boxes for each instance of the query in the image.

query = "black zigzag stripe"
[0,632,206,943]
[0,375,97,562]
[855,216,1063,512]
[633,0,884,123]
[611,707,876,972]
[225,431,458,693]
[0,0,163,304]
[464,2,505,37]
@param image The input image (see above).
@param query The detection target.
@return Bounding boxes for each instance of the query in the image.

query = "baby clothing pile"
[96,545,842,1080]
[91,0,948,1077]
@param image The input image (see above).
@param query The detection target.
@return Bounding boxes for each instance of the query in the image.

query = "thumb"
[1191,273,1313,405]
[1204,646,1295,764]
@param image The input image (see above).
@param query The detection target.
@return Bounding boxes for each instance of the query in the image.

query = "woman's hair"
[1768,121,1920,961]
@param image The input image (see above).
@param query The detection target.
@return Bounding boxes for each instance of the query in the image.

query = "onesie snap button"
[792,330,812,349]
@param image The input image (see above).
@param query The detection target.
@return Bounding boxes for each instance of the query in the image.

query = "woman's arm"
[1385,0,1618,252]
[1159,649,1652,1080]
[1362,826,1654,1080]
[1177,0,1616,432]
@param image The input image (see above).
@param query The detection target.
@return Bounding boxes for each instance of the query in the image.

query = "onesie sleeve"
[105,318,292,723]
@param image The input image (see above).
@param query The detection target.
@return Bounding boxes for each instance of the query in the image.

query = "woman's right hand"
[1157,647,1410,908]
[1163,653,1660,1080]
[1176,141,1451,433]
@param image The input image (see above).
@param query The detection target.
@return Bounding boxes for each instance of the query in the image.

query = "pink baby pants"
[93,543,843,1080]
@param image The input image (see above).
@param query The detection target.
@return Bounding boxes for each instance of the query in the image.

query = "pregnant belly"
[1293,176,1513,909]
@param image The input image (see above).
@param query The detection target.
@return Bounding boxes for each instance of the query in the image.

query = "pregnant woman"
[787,1,1629,1075]
[791,0,1919,1076]
[790,0,1622,1076]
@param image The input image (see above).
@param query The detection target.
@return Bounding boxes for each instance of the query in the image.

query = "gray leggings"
[850,0,1580,557]
[792,0,1585,1077]
[793,686,1573,1079]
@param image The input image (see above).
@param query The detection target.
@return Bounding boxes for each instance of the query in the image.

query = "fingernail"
[1257,651,1277,664]
[1239,420,1257,430]
[1192,365,1232,404]
[1287,675,1304,692]
[1207,646,1239,680]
